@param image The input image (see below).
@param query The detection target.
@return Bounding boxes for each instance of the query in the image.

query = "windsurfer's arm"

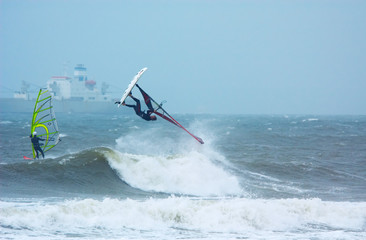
[115,101,128,106]
[115,100,133,107]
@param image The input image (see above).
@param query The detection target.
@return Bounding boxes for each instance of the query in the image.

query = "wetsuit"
[31,135,45,159]
[122,84,155,121]
[124,95,153,121]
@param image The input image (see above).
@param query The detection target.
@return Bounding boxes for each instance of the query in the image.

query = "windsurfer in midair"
[30,131,45,159]
[115,84,157,121]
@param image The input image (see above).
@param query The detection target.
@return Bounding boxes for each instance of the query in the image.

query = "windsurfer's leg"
[125,96,142,116]
[40,148,44,158]
[130,95,139,104]
[130,98,141,115]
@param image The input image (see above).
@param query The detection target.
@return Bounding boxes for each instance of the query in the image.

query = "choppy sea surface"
[1,112,366,240]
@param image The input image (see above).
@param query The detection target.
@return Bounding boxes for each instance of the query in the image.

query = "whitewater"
[1,112,365,239]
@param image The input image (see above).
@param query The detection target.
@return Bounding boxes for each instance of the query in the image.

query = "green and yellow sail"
[31,89,60,158]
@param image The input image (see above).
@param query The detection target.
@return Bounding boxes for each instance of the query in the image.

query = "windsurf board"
[118,67,148,107]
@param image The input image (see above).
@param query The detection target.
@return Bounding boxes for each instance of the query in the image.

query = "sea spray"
[104,148,242,196]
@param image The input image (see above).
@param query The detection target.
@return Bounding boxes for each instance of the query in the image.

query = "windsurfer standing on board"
[29,131,45,159]
[115,84,157,121]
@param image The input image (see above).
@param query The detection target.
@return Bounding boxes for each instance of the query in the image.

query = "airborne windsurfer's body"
[30,132,45,159]
[116,84,157,121]
[115,77,204,144]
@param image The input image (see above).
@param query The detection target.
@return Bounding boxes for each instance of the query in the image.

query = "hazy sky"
[1,0,365,114]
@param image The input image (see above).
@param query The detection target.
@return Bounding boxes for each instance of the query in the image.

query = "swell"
[0,147,147,198]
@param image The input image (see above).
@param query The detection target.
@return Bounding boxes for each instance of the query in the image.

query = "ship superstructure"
[2,64,116,113]
[47,64,110,102]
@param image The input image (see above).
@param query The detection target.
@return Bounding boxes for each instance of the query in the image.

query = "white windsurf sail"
[31,89,60,158]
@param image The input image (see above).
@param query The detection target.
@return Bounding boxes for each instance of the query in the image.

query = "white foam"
[109,123,241,196]
[104,149,242,196]
[0,120,12,124]
[302,118,319,122]
[59,133,68,138]
[1,197,365,239]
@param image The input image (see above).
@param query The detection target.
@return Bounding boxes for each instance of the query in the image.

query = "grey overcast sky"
[1,0,365,114]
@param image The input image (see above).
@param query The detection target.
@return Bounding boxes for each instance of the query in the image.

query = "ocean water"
[1,112,366,240]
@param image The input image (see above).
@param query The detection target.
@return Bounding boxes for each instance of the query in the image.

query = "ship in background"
[1,64,117,113]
